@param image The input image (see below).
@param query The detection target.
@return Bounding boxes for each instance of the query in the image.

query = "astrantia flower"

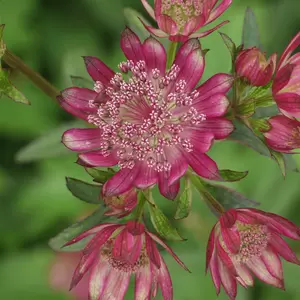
[206,208,300,299]
[235,48,277,86]
[273,32,300,117]
[141,0,232,42]
[65,221,188,300]
[60,28,233,199]
[264,115,300,152]
[103,188,138,218]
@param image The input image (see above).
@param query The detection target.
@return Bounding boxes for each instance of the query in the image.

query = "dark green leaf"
[66,177,102,204]
[242,7,261,49]
[85,167,115,183]
[271,151,299,177]
[148,203,183,241]
[253,105,279,118]
[219,32,236,61]
[0,69,29,104]
[219,169,249,182]
[49,208,107,252]
[229,120,271,157]
[70,75,93,89]
[205,183,260,212]
[175,177,192,219]
[15,121,83,162]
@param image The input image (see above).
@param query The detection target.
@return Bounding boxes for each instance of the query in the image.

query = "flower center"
[161,0,204,32]
[235,224,269,262]
[87,60,206,172]
[101,240,149,273]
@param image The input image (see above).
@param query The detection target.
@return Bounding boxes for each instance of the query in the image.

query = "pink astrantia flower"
[235,48,277,86]
[264,115,300,153]
[206,208,300,299]
[60,28,233,199]
[65,221,189,300]
[273,32,300,117]
[141,0,232,42]
[102,188,138,218]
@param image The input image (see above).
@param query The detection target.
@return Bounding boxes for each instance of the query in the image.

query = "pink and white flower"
[65,221,189,300]
[264,115,300,152]
[273,32,300,117]
[206,208,300,299]
[60,28,233,199]
[235,48,277,86]
[141,0,232,42]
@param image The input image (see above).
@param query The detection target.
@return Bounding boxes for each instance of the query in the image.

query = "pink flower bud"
[273,32,300,118]
[206,208,300,299]
[140,0,232,42]
[235,48,277,86]
[264,115,300,152]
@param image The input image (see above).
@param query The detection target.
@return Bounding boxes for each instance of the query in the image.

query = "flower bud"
[235,48,277,86]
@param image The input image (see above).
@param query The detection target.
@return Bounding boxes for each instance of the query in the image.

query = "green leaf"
[148,203,183,241]
[175,177,192,220]
[242,7,261,49]
[205,182,260,213]
[15,121,82,162]
[229,120,271,157]
[254,105,279,118]
[249,118,271,132]
[66,177,102,204]
[70,75,93,89]
[0,24,5,59]
[85,167,115,183]
[0,69,29,104]
[255,95,275,107]
[49,208,107,252]
[219,169,249,182]
[271,151,299,177]
[123,8,151,41]
[219,32,236,61]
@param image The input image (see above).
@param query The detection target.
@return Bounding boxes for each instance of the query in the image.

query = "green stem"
[167,42,178,70]
[3,49,60,101]
[189,174,225,215]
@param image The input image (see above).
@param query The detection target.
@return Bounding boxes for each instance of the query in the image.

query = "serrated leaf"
[229,120,271,157]
[15,121,83,162]
[70,75,93,89]
[219,32,236,61]
[175,177,192,220]
[242,7,261,49]
[85,167,115,183]
[205,183,260,212]
[49,208,108,252]
[219,169,249,182]
[66,177,102,204]
[148,203,183,241]
[0,69,29,104]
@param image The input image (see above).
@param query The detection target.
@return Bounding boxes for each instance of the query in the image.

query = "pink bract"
[235,48,277,86]
[264,115,300,152]
[273,32,300,118]
[206,208,300,299]
[141,0,232,42]
[65,221,189,300]
[59,28,233,199]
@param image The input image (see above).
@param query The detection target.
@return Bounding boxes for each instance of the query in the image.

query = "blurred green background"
[0,0,300,299]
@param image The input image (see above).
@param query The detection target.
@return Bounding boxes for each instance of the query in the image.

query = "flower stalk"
[3,49,60,101]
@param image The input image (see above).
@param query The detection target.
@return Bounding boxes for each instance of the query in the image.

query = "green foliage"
[175,177,192,220]
[242,7,261,49]
[66,177,102,204]
[85,167,115,184]
[219,169,249,181]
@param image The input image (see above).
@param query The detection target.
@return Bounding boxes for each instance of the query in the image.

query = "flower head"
[235,48,277,86]
[60,28,233,199]
[206,208,300,299]
[65,221,188,300]
[141,0,232,42]
[273,32,300,117]
[264,115,300,152]
[103,188,138,218]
